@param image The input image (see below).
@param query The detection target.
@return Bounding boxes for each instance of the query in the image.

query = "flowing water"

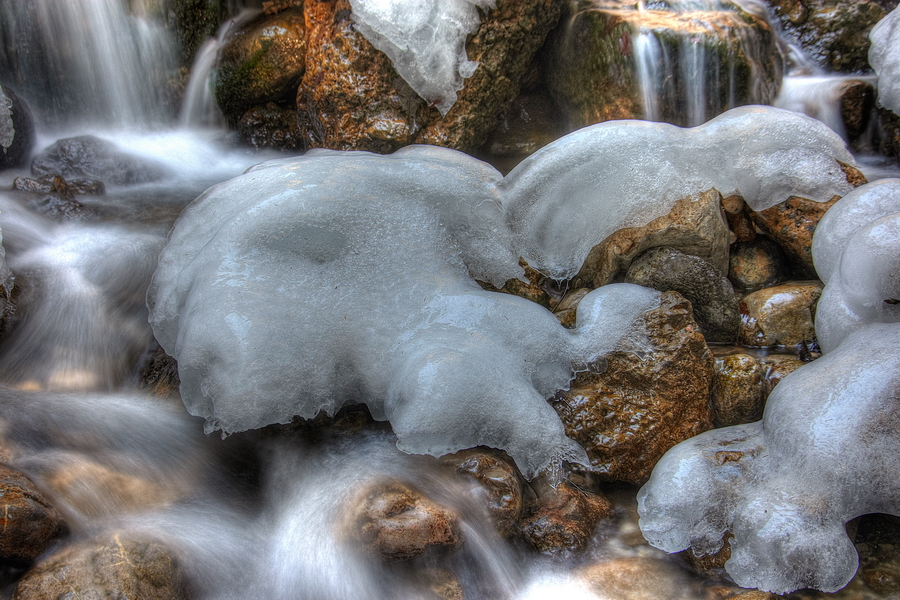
[0,0,897,598]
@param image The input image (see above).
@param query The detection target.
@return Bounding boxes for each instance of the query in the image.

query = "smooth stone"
[0,465,68,566]
[737,282,823,347]
[519,480,612,553]
[712,353,766,427]
[728,235,790,292]
[553,291,714,484]
[13,533,189,600]
[577,556,703,600]
[625,245,740,343]
[443,450,523,538]
[758,353,807,395]
[345,479,461,561]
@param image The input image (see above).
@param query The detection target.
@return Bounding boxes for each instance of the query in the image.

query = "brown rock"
[346,480,462,561]
[238,102,304,150]
[721,194,756,243]
[757,353,807,395]
[553,291,714,484]
[575,189,733,288]
[712,353,766,427]
[862,567,900,594]
[728,235,790,292]
[728,591,778,600]
[296,0,562,154]
[578,556,703,600]
[214,8,307,122]
[553,287,593,328]
[876,106,900,168]
[519,480,612,553]
[13,533,189,600]
[0,465,68,566]
[749,195,841,277]
[443,450,523,538]
[737,282,823,348]
[840,79,877,144]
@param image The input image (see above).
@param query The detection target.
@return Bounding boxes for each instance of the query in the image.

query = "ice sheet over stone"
[869,7,900,115]
[638,322,900,594]
[811,179,900,351]
[148,106,860,478]
[348,0,495,116]
[502,106,855,281]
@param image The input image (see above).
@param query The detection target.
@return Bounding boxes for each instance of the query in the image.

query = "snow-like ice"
[348,0,495,116]
[869,7,900,115]
[148,106,858,478]
[812,179,900,351]
[638,322,900,594]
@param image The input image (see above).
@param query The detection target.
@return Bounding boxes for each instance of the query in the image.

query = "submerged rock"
[553,291,714,484]
[578,556,703,600]
[31,135,167,186]
[443,450,523,538]
[0,464,68,566]
[13,533,189,600]
[519,480,612,553]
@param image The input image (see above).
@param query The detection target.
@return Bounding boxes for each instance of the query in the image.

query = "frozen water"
[869,7,900,115]
[638,322,900,594]
[348,0,495,115]
[148,106,859,478]
[811,179,900,351]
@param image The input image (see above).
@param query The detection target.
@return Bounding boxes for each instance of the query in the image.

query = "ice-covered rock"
[869,7,900,115]
[348,0,495,116]
[638,321,900,594]
[148,106,858,478]
[811,178,900,352]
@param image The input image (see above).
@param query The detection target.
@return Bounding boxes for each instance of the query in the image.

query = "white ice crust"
[869,7,900,115]
[812,179,900,352]
[638,322,900,594]
[147,107,856,478]
[348,0,495,116]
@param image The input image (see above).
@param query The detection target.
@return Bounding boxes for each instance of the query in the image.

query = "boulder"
[345,480,462,561]
[728,235,790,292]
[552,291,714,484]
[0,85,35,170]
[295,0,562,153]
[574,189,733,288]
[737,282,823,347]
[237,102,304,150]
[0,465,68,566]
[31,135,167,186]
[443,450,523,538]
[213,8,306,123]
[519,480,612,553]
[13,533,189,600]
[766,0,888,73]
[712,353,767,427]
[624,246,740,343]
[548,0,783,129]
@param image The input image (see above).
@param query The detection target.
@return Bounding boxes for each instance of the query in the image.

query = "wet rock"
[443,450,523,538]
[13,533,189,600]
[296,0,562,153]
[31,135,167,186]
[578,556,703,600]
[553,291,714,484]
[721,194,757,243]
[876,106,900,166]
[749,194,842,277]
[728,235,790,292]
[625,246,740,343]
[553,287,593,328]
[575,189,733,288]
[728,591,777,600]
[139,344,181,398]
[767,0,887,73]
[214,8,306,123]
[758,353,807,394]
[840,79,877,145]
[519,480,612,553]
[548,1,782,129]
[237,102,304,150]
[346,480,461,561]
[0,86,35,170]
[485,259,553,309]
[486,88,567,165]
[0,464,68,566]
[712,353,766,427]
[27,195,91,221]
[737,282,823,347]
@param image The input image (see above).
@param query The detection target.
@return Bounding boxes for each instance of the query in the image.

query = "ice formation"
[869,7,900,115]
[812,178,900,352]
[148,106,857,478]
[348,0,495,116]
[638,321,900,594]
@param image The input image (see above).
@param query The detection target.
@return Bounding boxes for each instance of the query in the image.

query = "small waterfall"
[0,0,177,129]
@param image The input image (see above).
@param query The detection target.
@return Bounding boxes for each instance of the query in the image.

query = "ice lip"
[348,0,496,116]
[147,106,856,480]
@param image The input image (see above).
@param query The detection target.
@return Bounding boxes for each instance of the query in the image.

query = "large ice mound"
[637,322,900,594]
[869,7,900,115]
[147,106,856,478]
[348,0,495,116]
[812,178,900,352]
